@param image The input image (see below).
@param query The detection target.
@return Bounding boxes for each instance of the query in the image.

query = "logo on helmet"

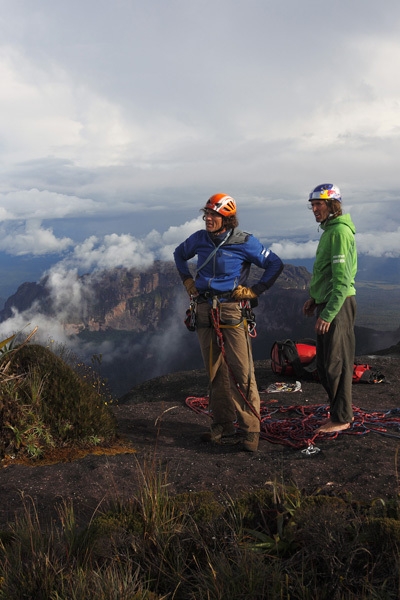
[308,183,341,203]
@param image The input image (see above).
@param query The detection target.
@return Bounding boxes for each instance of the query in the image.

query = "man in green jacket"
[303,183,357,433]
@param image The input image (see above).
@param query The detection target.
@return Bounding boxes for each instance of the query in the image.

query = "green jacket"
[310,213,357,323]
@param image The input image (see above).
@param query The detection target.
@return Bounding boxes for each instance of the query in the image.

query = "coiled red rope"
[185,395,400,449]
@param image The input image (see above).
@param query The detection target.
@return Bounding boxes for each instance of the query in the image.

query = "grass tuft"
[0,467,399,598]
[0,342,117,460]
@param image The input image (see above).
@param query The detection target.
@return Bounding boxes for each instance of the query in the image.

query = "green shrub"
[0,344,117,458]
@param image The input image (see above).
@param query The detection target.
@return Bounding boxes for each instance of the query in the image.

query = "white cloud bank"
[0,206,399,261]
[0,189,99,220]
[271,230,400,261]
[57,217,203,272]
[0,220,73,255]
[0,2,399,262]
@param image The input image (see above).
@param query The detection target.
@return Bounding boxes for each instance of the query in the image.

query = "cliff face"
[0,261,181,333]
[0,261,312,335]
[86,265,179,332]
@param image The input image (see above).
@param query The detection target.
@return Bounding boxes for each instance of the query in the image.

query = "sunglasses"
[203,210,222,219]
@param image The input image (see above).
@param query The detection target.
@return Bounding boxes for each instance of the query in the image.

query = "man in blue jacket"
[174,193,283,451]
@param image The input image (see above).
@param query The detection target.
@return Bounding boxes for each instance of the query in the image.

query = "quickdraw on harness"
[239,299,257,338]
[209,296,260,422]
[184,296,197,331]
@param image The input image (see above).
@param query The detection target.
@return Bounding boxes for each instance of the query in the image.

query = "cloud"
[0,189,98,220]
[0,217,211,351]
[270,240,319,260]
[67,234,156,272]
[270,227,400,260]
[47,217,203,272]
[0,46,138,170]
[0,220,73,255]
[356,228,400,257]
[0,0,398,266]
[156,217,203,261]
[0,306,70,349]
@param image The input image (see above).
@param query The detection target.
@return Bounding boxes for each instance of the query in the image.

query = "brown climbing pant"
[196,301,260,433]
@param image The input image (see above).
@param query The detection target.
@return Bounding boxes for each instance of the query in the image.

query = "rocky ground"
[0,353,399,528]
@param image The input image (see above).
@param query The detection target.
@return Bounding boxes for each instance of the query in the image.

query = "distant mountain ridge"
[0,261,398,396]
[0,262,397,353]
[0,261,312,334]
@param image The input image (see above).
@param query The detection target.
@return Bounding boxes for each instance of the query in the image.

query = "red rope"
[185,396,400,449]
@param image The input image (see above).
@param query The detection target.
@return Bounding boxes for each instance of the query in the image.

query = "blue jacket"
[174,228,283,296]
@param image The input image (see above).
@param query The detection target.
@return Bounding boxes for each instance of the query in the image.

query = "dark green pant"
[316,296,356,424]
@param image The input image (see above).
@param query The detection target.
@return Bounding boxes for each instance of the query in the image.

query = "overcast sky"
[1,0,400,272]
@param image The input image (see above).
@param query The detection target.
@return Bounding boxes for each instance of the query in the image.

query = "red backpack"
[352,363,385,384]
[270,339,385,384]
[270,339,318,380]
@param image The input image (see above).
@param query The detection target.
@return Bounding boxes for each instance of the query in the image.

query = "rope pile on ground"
[185,395,400,450]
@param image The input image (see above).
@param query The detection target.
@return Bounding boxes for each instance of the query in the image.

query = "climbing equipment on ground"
[185,396,400,452]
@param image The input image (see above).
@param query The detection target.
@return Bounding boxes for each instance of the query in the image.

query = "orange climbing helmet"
[204,193,237,216]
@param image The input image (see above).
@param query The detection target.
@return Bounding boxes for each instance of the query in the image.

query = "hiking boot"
[201,423,237,444]
[219,433,241,446]
[241,432,259,452]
